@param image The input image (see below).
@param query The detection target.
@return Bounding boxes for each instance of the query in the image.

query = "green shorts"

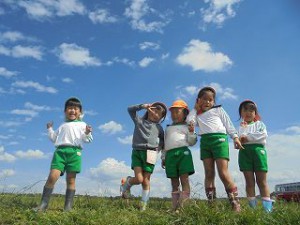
[165,147,195,178]
[200,133,229,160]
[131,149,155,173]
[238,144,268,172]
[51,146,82,174]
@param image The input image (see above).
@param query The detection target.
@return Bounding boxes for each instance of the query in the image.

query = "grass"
[0,193,300,225]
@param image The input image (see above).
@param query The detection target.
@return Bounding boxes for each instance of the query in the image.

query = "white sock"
[262,197,271,201]
[248,196,256,201]
[141,190,150,203]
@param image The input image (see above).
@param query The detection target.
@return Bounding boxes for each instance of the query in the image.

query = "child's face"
[147,106,164,123]
[241,106,256,123]
[65,106,81,121]
[170,107,185,124]
[197,91,215,112]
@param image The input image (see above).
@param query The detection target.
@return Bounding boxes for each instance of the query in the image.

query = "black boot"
[35,186,53,212]
[64,189,75,212]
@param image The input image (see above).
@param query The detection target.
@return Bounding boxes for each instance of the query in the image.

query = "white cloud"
[99,121,123,134]
[176,39,232,72]
[209,82,238,100]
[56,43,101,67]
[139,57,155,67]
[285,126,300,134]
[89,9,118,24]
[0,31,25,42]
[12,81,58,94]
[117,135,133,145]
[139,41,160,50]
[0,169,15,178]
[176,83,237,101]
[84,110,98,116]
[24,102,53,111]
[18,0,86,20]
[124,0,170,33]
[62,77,73,83]
[0,146,16,162]
[112,57,135,67]
[15,149,47,159]
[11,109,38,118]
[0,67,18,78]
[0,44,43,60]
[161,53,169,60]
[201,0,241,27]
[0,121,23,128]
[90,158,132,180]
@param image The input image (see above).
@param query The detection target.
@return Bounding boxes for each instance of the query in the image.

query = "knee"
[136,175,144,184]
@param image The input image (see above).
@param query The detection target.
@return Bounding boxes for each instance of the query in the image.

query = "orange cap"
[169,100,189,113]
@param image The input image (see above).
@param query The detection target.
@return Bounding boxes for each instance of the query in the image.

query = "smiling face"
[65,106,81,121]
[147,104,166,123]
[197,90,215,112]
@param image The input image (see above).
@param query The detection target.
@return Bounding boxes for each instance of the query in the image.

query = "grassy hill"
[0,193,299,225]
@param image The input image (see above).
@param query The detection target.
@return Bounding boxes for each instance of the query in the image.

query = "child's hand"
[85,125,92,135]
[161,160,165,169]
[188,121,195,133]
[240,135,248,144]
[234,137,244,150]
[142,104,151,109]
[46,121,53,129]
[194,99,201,112]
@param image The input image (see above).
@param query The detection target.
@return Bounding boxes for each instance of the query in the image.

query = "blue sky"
[1,0,300,198]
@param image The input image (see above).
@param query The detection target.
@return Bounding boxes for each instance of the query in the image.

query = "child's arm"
[187,122,197,146]
[219,107,238,140]
[241,122,267,144]
[47,121,57,143]
[128,104,149,122]
[81,124,93,143]
[186,108,198,126]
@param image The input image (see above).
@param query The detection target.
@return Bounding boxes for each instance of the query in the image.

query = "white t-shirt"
[238,121,267,145]
[48,120,93,148]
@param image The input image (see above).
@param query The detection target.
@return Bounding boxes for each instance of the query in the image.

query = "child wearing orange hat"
[120,102,167,211]
[162,100,197,211]
[238,100,273,212]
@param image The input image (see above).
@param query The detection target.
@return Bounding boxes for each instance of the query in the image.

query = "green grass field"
[0,193,299,225]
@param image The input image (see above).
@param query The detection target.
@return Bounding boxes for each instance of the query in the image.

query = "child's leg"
[35,169,61,211]
[203,158,216,201]
[203,158,216,188]
[171,178,180,210]
[45,169,61,188]
[256,171,273,212]
[243,171,257,208]
[64,172,76,211]
[216,159,241,212]
[179,174,190,208]
[120,167,143,198]
[140,171,151,211]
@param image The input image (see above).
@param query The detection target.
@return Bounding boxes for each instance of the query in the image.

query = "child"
[120,102,167,211]
[161,100,197,211]
[187,87,243,212]
[238,100,273,212]
[35,97,93,212]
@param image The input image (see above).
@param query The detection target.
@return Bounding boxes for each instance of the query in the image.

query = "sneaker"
[120,176,132,199]
[262,199,274,213]
[248,199,257,209]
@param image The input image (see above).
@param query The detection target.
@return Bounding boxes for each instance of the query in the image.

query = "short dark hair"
[144,102,167,123]
[64,97,82,112]
[197,86,216,100]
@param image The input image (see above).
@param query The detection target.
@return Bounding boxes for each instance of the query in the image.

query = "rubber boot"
[226,187,241,212]
[262,199,273,213]
[205,187,217,204]
[64,189,75,212]
[248,198,257,209]
[171,191,180,211]
[34,186,53,212]
[179,191,190,209]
